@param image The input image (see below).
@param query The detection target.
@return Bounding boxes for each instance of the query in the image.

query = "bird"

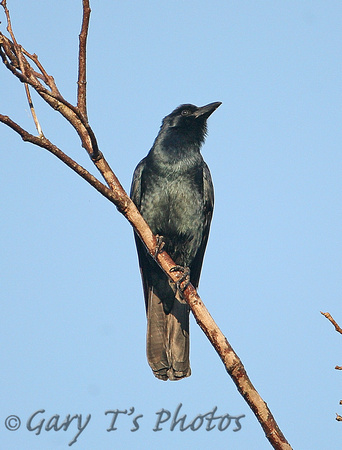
[130,101,221,381]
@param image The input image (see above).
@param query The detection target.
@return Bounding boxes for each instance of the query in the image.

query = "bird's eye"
[181,109,191,116]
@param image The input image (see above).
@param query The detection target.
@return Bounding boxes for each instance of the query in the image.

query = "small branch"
[77,0,91,121]
[2,0,16,44]
[23,82,43,136]
[21,47,61,96]
[321,312,342,335]
[0,114,116,203]
[321,312,342,421]
[1,0,42,135]
[0,30,101,161]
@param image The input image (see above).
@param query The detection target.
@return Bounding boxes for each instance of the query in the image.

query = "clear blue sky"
[1,1,342,448]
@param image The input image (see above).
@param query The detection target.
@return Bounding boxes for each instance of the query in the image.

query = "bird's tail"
[146,289,191,381]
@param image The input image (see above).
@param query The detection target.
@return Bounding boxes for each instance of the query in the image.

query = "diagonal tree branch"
[0,3,292,449]
[0,114,114,202]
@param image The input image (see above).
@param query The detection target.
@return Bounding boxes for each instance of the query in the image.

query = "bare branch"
[1,0,43,135]
[24,82,43,136]
[21,47,61,96]
[0,114,111,200]
[321,312,342,418]
[78,0,91,120]
[0,30,104,165]
[321,311,342,335]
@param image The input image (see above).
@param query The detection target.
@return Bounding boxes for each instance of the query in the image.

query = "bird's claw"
[169,265,191,292]
[154,235,165,259]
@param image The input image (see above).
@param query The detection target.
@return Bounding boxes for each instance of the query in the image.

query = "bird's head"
[160,101,222,147]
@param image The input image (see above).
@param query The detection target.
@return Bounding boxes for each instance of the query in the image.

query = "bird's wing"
[189,162,214,288]
[130,158,146,208]
[130,158,152,311]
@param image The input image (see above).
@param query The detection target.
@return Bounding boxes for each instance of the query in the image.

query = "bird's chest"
[140,167,204,238]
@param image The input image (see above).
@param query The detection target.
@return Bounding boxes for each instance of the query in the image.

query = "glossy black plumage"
[130,102,221,380]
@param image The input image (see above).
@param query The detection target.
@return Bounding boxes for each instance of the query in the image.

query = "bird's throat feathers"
[149,126,206,166]
[159,120,207,148]
[148,139,203,173]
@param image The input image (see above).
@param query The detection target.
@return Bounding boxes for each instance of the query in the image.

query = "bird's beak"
[193,101,222,119]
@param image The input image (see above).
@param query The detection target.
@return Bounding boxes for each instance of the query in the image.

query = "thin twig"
[77,0,91,121]
[1,0,43,136]
[21,47,61,96]
[23,82,43,136]
[321,312,342,335]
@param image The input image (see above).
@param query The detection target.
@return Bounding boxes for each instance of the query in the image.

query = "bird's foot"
[169,265,191,292]
[154,235,165,259]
